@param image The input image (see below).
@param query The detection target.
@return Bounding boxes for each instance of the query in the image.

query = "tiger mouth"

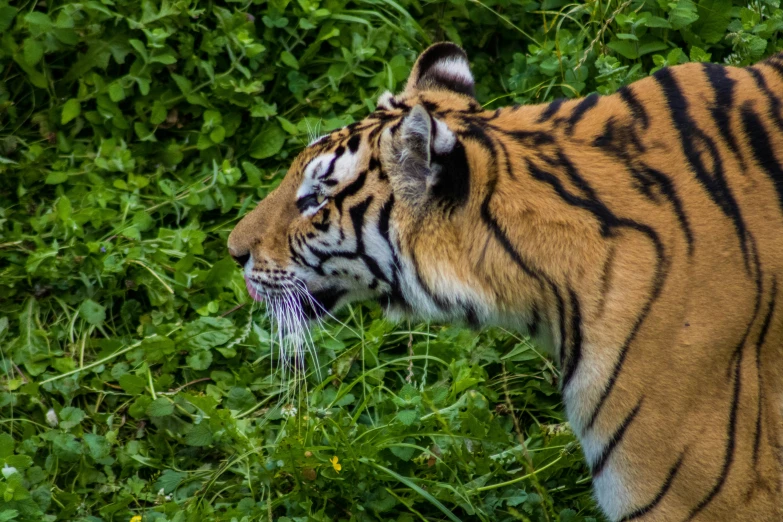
[244,277,346,318]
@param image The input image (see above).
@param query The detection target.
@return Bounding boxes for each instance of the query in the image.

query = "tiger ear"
[392,104,468,211]
[399,104,432,180]
[404,42,475,98]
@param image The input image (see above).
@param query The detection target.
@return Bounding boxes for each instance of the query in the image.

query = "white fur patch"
[296,151,359,200]
[562,341,619,435]
[377,91,395,110]
[430,57,473,89]
[592,467,634,521]
[432,118,456,154]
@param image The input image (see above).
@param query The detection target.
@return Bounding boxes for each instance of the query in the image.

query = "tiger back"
[228,43,783,521]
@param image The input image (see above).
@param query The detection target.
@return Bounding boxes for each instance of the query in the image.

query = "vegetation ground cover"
[1,0,782,520]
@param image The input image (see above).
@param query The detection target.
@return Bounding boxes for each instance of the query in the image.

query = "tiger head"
[228,43,506,327]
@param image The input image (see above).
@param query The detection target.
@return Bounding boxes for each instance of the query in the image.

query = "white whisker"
[256,279,334,411]
[290,277,362,338]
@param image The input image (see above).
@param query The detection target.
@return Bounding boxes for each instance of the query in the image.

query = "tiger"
[227,42,783,521]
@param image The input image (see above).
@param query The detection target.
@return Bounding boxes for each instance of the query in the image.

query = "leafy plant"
[2,0,782,520]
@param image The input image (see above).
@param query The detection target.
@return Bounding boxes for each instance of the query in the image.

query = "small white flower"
[46,408,58,427]
[158,488,166,496]
[281,404,298,418]
[2,464,18,478]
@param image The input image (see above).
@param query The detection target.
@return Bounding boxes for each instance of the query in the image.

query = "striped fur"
[228,43,783,521]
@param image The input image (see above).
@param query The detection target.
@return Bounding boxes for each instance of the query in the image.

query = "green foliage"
[1,0,782,520]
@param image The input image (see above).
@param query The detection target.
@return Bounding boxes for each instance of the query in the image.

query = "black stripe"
[388,119,404,136]
[349,196,391,285]
[537,98,566,123]
[471,121,571,382]
[632,166,694,255]
[368,110,399,122]
[431,138,471,211]
[591,115,645,154]
[318,155,339,180]
[480,180,567,380]
[566,93,599,134]
[760,58,783,84]
[740,103,783,214]
[347,134,361,153]
[457,120,497,150]
[687,251,763,519]
[369,155,389,181]
[553,150,605,206]
[528,306,540,337]
[306,196,391,287]
[503,129,555,146]
[333,170,367,210]
[528,160,600,217]
[312,207,330,232]
[747,67,783,131]
[289,235,323,274]
[432,75,475,97]
[464,304,480,328]
[592,116,617,150]
[687,347,743,519]
[590,117,693,255]
[377,194,406,306]
[621,452,686,521]
[422,100,441,114]
[524,155,668,408]
[596,246,616,317]
[753,278,776,466]
[617,85,649,128]
[496,139,516,180]
[378,194,394,246]
[410,248,449,310]
[560,288,583,389]
[349,196,373,251]
[309,287,347,314]
[527,158,652,239]
[480,184,540,281]
[653,66,750,269]
[413,43,468,79]
[389,97,409,110]
[586,238,666,430]
[555,286,567,384]
[591,398,643,477]
[413,43,474,97]
[702,63,744,169]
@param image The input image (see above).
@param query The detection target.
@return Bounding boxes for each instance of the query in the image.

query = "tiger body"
[228,44,783,521]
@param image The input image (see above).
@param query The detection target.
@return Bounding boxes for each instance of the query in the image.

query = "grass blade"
[359,458,464,522]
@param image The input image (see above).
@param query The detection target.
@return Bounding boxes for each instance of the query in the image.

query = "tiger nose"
[228,247,250,268]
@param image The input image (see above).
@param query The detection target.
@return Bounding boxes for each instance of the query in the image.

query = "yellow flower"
[330,455,342,473]
[130,516,142,522]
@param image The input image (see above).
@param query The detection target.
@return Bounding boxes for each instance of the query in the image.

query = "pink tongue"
[245,278,264,302]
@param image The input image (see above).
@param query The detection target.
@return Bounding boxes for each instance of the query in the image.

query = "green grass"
[2,0,783,520]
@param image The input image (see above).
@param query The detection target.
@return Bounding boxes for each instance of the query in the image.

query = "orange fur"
[229,43,783,520]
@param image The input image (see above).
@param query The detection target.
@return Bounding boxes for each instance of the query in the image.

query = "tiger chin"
[228,43,783,521]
